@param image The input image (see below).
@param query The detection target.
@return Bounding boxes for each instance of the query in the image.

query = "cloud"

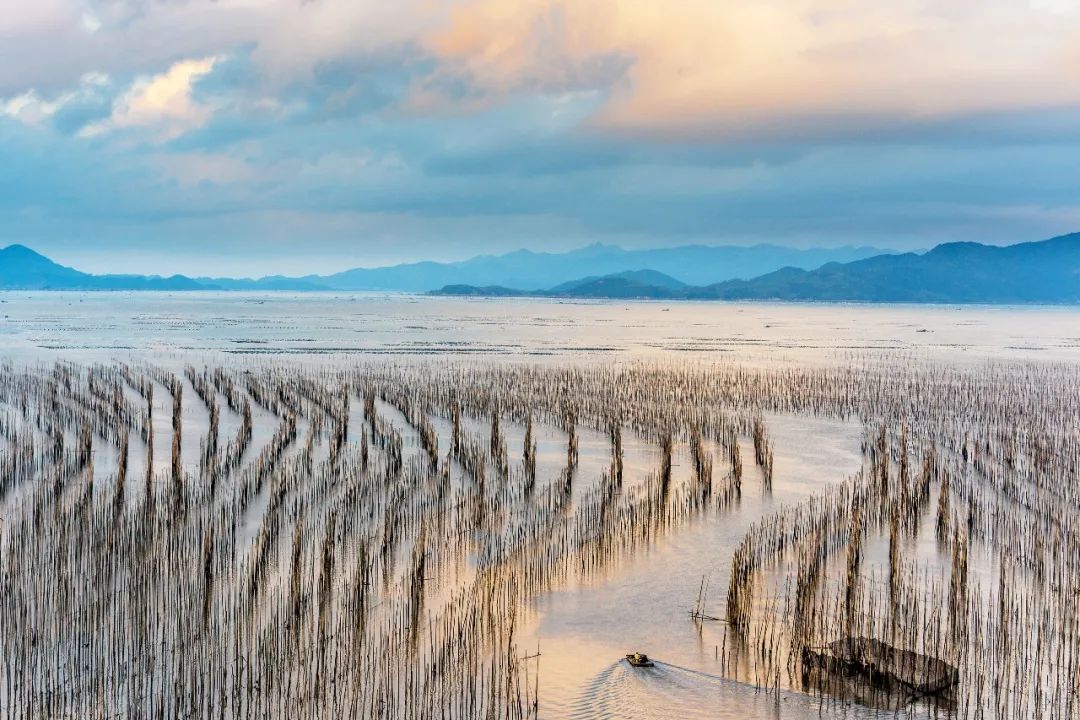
[417,2,629,110]
[0,0,75,38]
[4,1,1079,140]
[424,0,1080,137]
[80,56,220,141]
[1030,0,1080,15]
[79,11,101,33]
[0,72,109,126]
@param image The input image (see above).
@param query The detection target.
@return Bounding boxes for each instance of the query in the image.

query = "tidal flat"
[0,293,1078,719]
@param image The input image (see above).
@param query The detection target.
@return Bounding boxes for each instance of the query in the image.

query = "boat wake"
[562,658,918,720]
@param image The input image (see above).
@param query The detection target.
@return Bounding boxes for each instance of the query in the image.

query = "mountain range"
[694,234,1080,302]
[434,233,1080,304]
[0,242,886,292]
[2,234,1079,303]
[197,243,888,291]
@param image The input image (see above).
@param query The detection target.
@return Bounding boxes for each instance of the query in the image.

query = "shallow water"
[559,658,883,720]
[526,413,873,719]
[2,291,1080,364]
[1,292,1071,718]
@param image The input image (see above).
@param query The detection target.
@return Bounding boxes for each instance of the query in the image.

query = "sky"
[2,0,1080,277]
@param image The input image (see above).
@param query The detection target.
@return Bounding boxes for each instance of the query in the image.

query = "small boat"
[625,652,655,668]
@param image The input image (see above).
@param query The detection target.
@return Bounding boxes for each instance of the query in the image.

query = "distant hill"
[694,233,1080,302]
[0,244,86,288]
[0,245,210,290]
[549,274,680,299]
[298,243,890,291]
[436,284,523,297]
[549,269,686,294]
[432,234,1080,304]
[436,270,690,299]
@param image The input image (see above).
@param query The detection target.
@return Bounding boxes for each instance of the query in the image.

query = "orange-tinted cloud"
[423,0,1080,136]
[80,57,220,141]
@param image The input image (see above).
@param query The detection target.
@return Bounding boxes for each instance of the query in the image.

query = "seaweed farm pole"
[171,378,183,503]
[844,504,862,639]
[523,415,536,494]
[115,430,128,509]
[611,421,623,486]
[145,387,155,514]
[937,463,951,542]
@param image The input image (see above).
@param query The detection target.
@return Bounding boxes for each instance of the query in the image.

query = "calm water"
[2,291,1079,364]
[3,291,1074,718]
[524,414,874,720]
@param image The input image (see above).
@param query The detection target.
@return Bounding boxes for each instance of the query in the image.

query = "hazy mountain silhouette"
[695,233,1080,302]
[287,243,889,291]
[2,242,889,292]
[548,269,687,294]
[434,234,1080,304]
[5,235,1078,303]
[0,245,208,290]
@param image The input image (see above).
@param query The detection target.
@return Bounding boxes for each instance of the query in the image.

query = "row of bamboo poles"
[0,357,1076,718]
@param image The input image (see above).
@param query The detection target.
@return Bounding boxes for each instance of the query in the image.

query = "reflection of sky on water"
[522,414,939,719]
[2,291,1080,365]
[547,649,886,720]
